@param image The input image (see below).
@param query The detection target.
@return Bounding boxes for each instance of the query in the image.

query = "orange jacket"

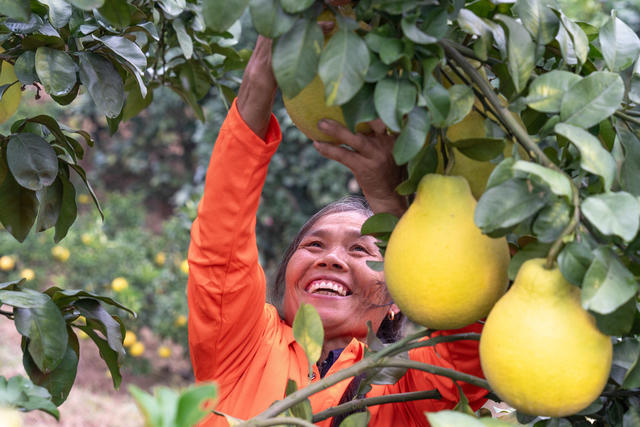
[187,100,488,426]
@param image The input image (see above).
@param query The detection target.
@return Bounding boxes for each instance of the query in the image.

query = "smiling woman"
[186,35,488,427]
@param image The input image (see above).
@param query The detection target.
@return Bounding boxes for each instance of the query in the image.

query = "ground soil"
[0,317,193,426]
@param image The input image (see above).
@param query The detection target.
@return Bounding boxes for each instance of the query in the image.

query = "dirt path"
[0,317,191,426]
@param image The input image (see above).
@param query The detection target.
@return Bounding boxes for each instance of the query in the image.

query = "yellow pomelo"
[0,49,21,124]
[480,258,612,417]
[282,8,371,143]
[384,174,510,329]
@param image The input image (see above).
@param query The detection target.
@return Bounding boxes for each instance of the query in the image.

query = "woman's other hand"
[313,119,407,217]
[237,36,278,140]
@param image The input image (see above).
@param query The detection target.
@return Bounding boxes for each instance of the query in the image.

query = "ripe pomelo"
[480,258,612,417]
[384,174,510,330]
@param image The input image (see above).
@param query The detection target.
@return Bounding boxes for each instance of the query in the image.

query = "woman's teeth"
[307,280,349,296]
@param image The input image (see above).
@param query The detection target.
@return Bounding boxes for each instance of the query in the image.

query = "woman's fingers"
[313,141,357,169]
[317,119,368,153]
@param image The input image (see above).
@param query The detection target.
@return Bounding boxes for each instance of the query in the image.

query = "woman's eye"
[307,241,322,248]
[352,245,368,253]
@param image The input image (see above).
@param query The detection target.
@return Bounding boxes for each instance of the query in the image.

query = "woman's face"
[283,211,393,342]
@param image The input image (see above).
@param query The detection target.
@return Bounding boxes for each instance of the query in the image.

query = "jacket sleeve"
[394,322,488,416]
[187,99,281,385]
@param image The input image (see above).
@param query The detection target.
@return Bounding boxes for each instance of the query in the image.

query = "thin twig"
[238,416,318,427]
[379,359,490,390]
[615,111,640,127]
[312,390,442,422]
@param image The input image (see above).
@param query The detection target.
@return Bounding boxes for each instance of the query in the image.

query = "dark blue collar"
[318,348,344,378]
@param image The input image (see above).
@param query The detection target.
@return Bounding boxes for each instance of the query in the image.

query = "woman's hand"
[237,36,278,140]
[313,119,408,217]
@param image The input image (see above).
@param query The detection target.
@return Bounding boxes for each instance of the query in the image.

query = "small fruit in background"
[20,268,35,281]
[154,252,166,266]
[180,259,189,275]
[175,314,187,327]
[51,245,70,262]
[157,346,171,358]
[123,330,137,347]
[81,233,93,245]
[129,341,144,357]
[111,277,129,292]
[77,194,91,204]
[0,255,15,271]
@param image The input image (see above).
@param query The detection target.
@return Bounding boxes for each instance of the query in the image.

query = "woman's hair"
[270,195,405,343]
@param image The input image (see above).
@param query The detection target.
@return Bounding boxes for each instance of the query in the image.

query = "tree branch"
[312,390,442,422]
[238,416,318,427]
[378,359,490,390]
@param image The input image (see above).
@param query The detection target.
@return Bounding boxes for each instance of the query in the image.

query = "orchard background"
[0,0,640,426]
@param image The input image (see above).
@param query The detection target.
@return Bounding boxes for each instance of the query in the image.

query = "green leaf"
[612,338,640,389]
[40,0,72,28]
[75,298,125,360]
[67,0,104,10]
[361,213,399,237]
[526,71,581,113]
[496,14,535,94]
[424,81,450,127]
[556,11,588,66]
[401,12,442,45]
[475,178,550,236]
[280,0,313,14]
[175,383,218,427]
[6,133,58,191]
[557,240,593,286]
[202,0,249,32]
[97,0,130,28]
[559,71,624,129]
[69,164,103,220]
[615,125,640,197]
[14,290,68,373]
[582,192,640,242]
[341,83,377,133]
[284,379,312,421]
[340,411,371,427]
[0,169,39,242]
[427,410,487,427]
[599,13,640,72]
[396,143,438,196]
[554,123,616,191]
[508,241,551,281]
[623,407,640,426]
[14,51,37,85]
[273,18,323,99]
[374,77,416,132]
[35,47,78,97]
[23,326,78,406]
[0,375,59,420]
[515,0,558,45]
[77,324,122,389]
[53,171,76,242]
[292,303,324,376]
[35,176,62,232]
[443,84,474,127]
[122,76,154,122]
[512,160,573,199]
[0,289,49,308]
[78,53,125,119]
[0,0,30,21]
[249,0,295,38]
[531,199,571,243]
[448,137,505,162]
[592,296,636,336]
[95,35,147,74]
[47,288,135,317]
[582,247,638,315]
[172,19,193,60]
[319,25,370,106]
[394,107,430,165]
[129,385,162,427]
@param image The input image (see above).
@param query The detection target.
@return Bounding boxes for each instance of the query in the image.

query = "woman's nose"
[315,249,348,270]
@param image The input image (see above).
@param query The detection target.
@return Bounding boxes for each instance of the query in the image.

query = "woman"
[187,36,487,426]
